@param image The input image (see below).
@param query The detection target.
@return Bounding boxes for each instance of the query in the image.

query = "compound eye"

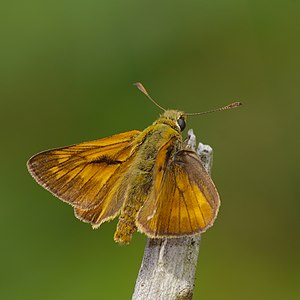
[177,116,186,131]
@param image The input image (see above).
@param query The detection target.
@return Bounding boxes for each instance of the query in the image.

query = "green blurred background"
[1,1,299,299]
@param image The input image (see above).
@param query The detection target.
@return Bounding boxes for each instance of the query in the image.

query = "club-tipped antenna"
[134,82,166,112]
[186,101,242,116]
[134,82,242,115]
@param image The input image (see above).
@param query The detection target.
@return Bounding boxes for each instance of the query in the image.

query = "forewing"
[136,146,220,238]
[27,130,140,212]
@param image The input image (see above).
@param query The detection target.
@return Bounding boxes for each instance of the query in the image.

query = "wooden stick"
[132,129,214,300]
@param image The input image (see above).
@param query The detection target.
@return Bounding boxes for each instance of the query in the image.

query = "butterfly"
[27,83,241,244]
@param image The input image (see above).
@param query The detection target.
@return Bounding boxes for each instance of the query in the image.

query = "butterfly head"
[158,110,187,132]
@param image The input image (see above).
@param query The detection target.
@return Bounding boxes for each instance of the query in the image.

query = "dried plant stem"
[132,129,214,300]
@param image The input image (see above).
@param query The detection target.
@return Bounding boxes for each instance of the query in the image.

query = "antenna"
[186,102,242,116]
[134,82,166,112]
[134,82,242,115]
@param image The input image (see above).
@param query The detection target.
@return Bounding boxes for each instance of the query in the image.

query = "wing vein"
[181,191,193,232]
[190,183,205,227]
[167,185,176,233]
[56,164,88,195]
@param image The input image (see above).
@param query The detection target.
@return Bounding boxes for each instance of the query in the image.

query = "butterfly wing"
[27,130,141,221]
[136,141,220,238]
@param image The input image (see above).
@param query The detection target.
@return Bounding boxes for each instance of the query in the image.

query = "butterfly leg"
[114,216,137,244]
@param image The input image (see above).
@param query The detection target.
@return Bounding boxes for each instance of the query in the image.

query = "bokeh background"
[1,1,299,299]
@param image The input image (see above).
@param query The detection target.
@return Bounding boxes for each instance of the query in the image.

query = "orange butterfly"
[27,83,241,244]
